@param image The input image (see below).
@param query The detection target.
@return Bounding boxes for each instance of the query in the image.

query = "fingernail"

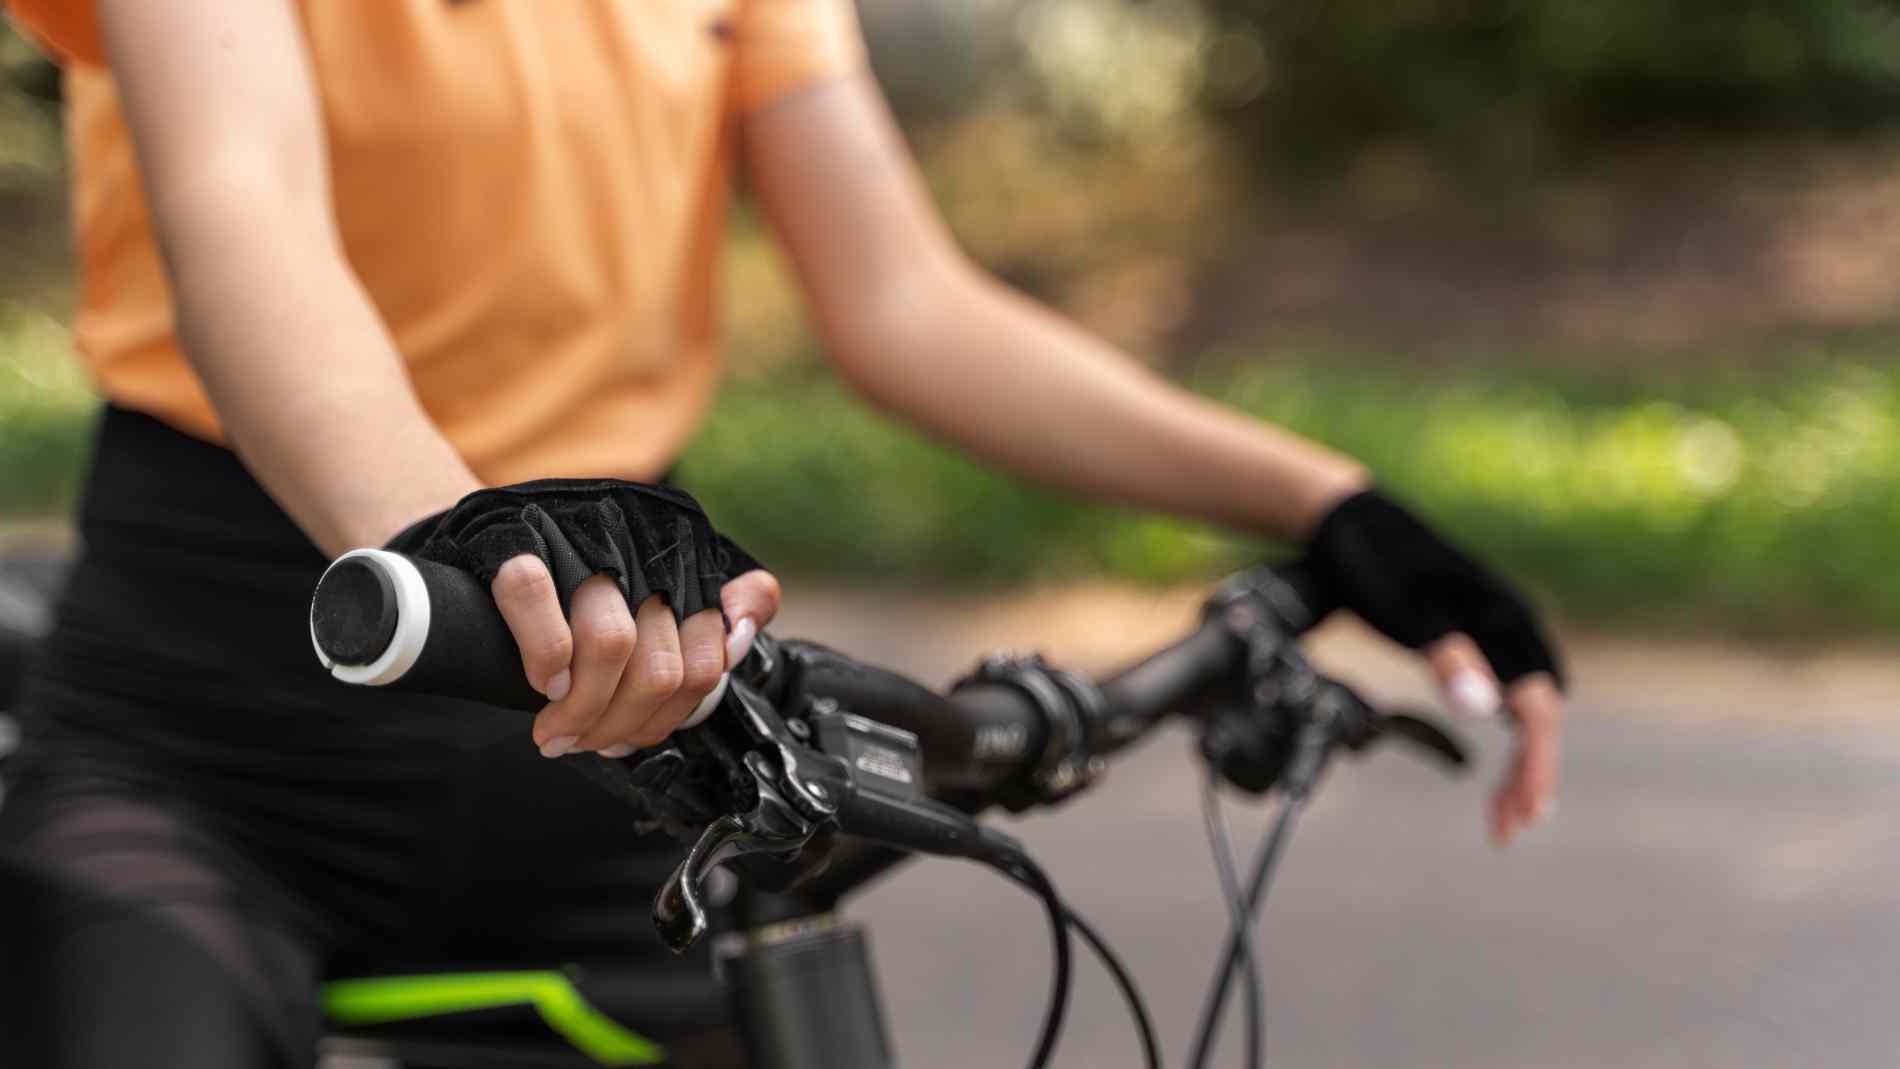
[599,743,638,759]
[1537,799,1558,825]
[544,669,572,703]
[1449,670,1501,719]
[539,735,579,759]
[725,617,757,667]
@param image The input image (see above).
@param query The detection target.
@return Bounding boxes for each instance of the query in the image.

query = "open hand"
[1286,488,1566,847]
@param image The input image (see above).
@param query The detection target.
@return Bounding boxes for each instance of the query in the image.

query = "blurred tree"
[1198,0,1900,178]
[0,18,67,316]
[0,17,58,103]
[0,18,61,191]
[859,0,1025,127]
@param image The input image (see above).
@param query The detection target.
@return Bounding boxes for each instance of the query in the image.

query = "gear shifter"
[645,676,962,953]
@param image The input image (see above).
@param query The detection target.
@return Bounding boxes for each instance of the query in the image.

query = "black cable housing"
[989,851,1159,1069]
[1185,795,1308,1069]
[1063,903,1161,1069]
[989,850,1073,1069]
[1201,778,1264,1069]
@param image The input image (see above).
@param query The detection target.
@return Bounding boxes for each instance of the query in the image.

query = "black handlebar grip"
[310,549,546,711]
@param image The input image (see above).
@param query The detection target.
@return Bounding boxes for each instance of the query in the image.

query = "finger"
[1489,774,1520,848]
[599,608,727,757]
[719,569,781,665]
[491,555,573,701]
[531,574,635,757]
[1424,632,1502,720]
[1492,739,1536,847]
[1510,674,1564,818]
[581,595,685,753]
[1491,673,1565,846]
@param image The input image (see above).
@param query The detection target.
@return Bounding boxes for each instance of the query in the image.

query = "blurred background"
[6,2,1900,1066]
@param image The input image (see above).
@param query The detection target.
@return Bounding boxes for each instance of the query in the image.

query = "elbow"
[818,249,981,410]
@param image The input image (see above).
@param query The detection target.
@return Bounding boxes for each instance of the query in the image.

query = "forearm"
[830,265,1366,540]
[164,203,478,555]
[100,0,478,558]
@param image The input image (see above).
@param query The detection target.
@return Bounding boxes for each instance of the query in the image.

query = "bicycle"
[297,551,1468,1068]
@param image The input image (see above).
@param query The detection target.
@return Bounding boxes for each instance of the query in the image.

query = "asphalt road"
[775,591,1900,1069]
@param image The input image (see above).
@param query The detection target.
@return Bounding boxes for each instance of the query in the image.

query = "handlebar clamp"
[955,653,1104,812]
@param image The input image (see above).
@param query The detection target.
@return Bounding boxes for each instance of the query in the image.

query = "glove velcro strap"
[390,478,761,623]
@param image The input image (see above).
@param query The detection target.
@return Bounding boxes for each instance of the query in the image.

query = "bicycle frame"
[6,555,1464,1069]
[318,894,897,1068]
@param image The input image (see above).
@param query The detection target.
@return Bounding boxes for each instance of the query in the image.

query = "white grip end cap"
[311,548,432,687]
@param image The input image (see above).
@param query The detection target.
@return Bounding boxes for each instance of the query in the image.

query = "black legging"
[0,723,743,1068]
[1,836,304,1066]
[0,407,739,1067]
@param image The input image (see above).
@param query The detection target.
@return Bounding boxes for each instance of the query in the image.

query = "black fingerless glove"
[388,478,765,621]
[1278,489,1564,688]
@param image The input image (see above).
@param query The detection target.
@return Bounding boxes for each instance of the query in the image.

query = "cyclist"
[0,2,1566,1066]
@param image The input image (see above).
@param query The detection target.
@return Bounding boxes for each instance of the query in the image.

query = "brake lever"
[1345,708,1469,773]
[646,682,854,952]
[653,768,820,952]
[639,650,1014,953]
[1377,711,1469,770]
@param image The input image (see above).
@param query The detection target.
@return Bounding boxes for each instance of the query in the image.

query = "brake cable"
[961,837,1162,1069]
[986,849,1073,1069]
[1064,902,1161,1069]
[1186,793,1309,1069]
[1201,776,1264,1069]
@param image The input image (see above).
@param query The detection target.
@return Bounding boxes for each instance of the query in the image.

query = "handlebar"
[310,551,1467,950]
[309,548,1246,796]
[311,549,545,710]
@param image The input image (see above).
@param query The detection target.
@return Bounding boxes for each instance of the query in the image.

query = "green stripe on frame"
[322,971,667,1066]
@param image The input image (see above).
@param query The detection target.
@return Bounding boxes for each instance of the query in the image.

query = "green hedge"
[0,306,90,515]
[8,301,1900,634]
[681,357,1900,635]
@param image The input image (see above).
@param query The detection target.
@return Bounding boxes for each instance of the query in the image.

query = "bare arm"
[98,0,781,756]
[741,79,1367,542]
[99,0,478,555]
[745,79,1560,845]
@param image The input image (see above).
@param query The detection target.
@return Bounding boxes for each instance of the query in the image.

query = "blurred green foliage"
[1197,0,1900,176]
[865,1,1900,180]
[680,350,1900,636]
[0,19,60,191]
[7,291,1900,635]
[0,306,91,515]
